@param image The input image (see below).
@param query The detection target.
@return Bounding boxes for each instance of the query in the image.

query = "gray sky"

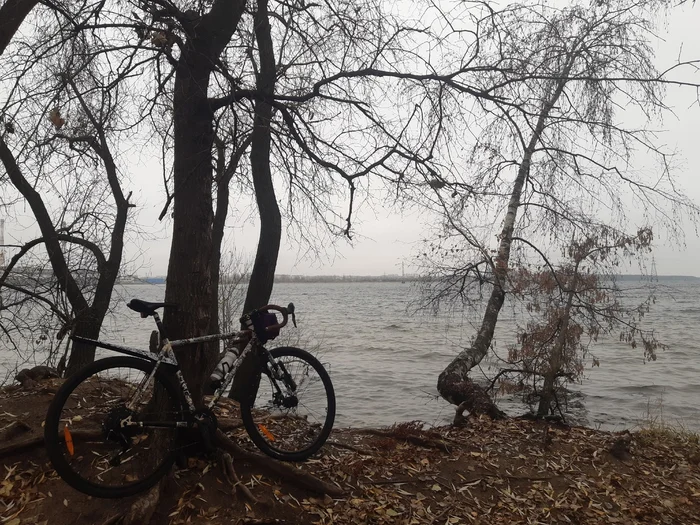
[4,2,700,277]
[138,3,700,277]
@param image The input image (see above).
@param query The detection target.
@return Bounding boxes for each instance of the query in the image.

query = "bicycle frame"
[72,309,269,427]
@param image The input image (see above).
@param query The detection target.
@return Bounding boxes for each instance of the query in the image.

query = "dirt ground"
[1,379,700,525]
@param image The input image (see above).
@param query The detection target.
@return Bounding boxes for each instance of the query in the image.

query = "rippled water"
[3,278,699,431]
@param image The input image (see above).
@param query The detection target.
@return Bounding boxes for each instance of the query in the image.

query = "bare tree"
[150,0,480,399]
[415,0,699,419]
[217,247,248,335]
[0,12,137,375]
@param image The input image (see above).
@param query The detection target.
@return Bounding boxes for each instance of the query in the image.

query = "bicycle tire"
[240,346,335,461]
[44,356,181,498]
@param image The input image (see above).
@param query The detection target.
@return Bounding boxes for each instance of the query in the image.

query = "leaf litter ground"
[1,380,699,524]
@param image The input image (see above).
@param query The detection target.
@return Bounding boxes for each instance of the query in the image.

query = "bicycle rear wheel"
[44,356,181,498]
[240,346,335,461]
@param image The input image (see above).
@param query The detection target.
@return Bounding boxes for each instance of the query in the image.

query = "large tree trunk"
[65,262,123,375]
[437,59,576,419]
[163,55,217,403]
[162,0,246,403]
[230,0,280,400]
[65,313,103,372]
[242,0,280,315]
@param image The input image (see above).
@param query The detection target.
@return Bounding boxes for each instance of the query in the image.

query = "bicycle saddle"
[127,299,179,315]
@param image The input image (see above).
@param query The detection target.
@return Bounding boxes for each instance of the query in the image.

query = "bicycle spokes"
[245,350,333,458]
[48,363,179,491]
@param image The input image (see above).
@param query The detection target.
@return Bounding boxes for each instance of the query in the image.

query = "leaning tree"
[414,0,699,419]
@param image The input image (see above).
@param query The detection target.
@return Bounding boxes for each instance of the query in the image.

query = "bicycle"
[43,299,336,499]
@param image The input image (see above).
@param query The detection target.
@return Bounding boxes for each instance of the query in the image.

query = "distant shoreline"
[120,274,700,285]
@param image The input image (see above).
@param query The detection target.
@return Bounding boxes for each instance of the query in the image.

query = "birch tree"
[418,0,698,419]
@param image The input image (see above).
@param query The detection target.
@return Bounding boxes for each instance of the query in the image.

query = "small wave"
[679,306,700,314]
[673,383,700,393]
[616,385,668,394]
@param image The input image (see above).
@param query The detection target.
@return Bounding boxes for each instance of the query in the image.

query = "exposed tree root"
[0,419,31,441]
[101,514,121,525]
[218,419,245,432]
[123,481,162,524]
[326,440,372,455]
[454,401,471,428]
[0,429,101,459]
[214,430,344,497]
[14,366,59,388]
[355,428,452,453]
[100,482,162,525]
[220,450,258,503]
[437,367,506,421]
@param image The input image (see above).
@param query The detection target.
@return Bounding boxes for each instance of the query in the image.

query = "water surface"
[3,279,699,431]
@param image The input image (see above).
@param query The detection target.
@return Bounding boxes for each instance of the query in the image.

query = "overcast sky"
[141,2,700,278]
[4,2,700,277]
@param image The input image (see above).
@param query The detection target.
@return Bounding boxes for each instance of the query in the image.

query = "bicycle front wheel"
[44,356,182,498]
[240,346,335,461]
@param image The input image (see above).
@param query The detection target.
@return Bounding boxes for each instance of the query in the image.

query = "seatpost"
[152,311,169,343]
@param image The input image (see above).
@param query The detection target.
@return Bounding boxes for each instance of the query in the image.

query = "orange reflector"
[64,425,74,456]
[258,424,275,442]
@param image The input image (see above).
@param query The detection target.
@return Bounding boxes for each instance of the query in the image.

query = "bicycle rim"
[241,347,335,461]
[44,357,181,498]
